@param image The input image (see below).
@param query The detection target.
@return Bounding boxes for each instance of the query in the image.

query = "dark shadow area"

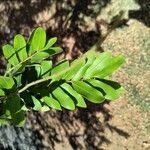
[29,102,129,149]
[0,57,6,75]
[0,0,52,45]
[129,0,150,27]
[0,0,127,56]
[0,0,105,47]
[0,0,129,149]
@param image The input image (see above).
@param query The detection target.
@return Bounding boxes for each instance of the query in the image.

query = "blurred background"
[0,0,149,149]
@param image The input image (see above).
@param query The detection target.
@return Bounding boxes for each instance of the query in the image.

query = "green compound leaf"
[0,89,5,96]
[83,52,112,79]
[87,79,120,100]
[72,52,95,81]
[14,74,22,87]
[35,64,42,78]
[44,37,57,49]
[40,105,50,112]
[35,61,52,78]
[0,76,14,89]
[2,44,19,66]
[0,27,125,127]
[35,88,62,110]
[61,83,86,108]
[63,58,85,80]
[31,47,63,63]
[40,60,52,77]
[51,60,69,81]
[48,47,63,54]
[94,55,125,78]
[32,96,42,111]
[0,118,10,126]
[98,79,125,96]
[28,27,46,55]
[43,96,62,110]
[12,64,25,75]
[72,81,105,103]
[14,34,27,61]
[52,87,75,110]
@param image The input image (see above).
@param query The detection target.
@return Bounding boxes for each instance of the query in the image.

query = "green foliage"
[0,27,125,127]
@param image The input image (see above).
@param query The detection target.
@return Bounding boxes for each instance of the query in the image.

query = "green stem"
[18,47,96,94]
[5,47,49,76]
[18,76,51,94]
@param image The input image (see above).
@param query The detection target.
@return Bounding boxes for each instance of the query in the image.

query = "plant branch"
[18,16,125,94]
[18,47,96,94]
[5,47,52,76]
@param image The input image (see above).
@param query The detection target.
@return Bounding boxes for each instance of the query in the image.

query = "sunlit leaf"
[43,96,62,110]
[72,81,105,103]
[14,74,22,87]
[63,58,85,80]
[14,34,27,61]
[44,37,57,49]
[41,105,50,112]
[52,87,75,110]
[88,79,120,100]
[51,60,69,81]
[2,44,19,66]
[72,52,95,81]
[31,47,63,63]
[61,83,86,108]
[0,118,10,126]
[35,64,42,78]
[40,60,52,77]
[0,89,5,96]
[0,26,125,127]
[12,64,25,75]
[84,52,112,79]
[98,79,125,96]
[31,96,42,111]
[0,76,14,89]
[95,55,125,78]
[28,27,46,55]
